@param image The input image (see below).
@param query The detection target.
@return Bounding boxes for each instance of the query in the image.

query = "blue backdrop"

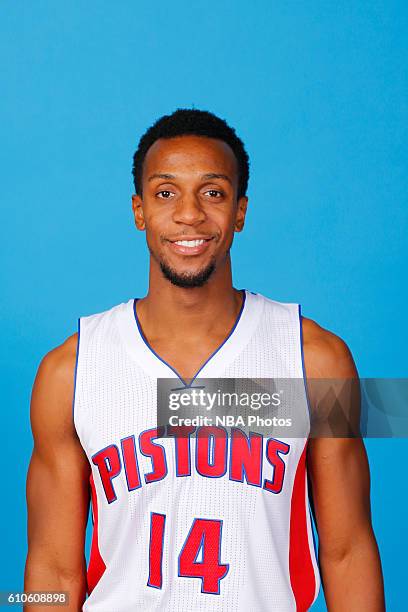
[1,2,407,609]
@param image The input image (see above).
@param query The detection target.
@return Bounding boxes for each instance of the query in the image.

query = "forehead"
[143,135,238,180]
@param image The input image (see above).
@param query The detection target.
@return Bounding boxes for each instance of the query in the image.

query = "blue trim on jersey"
[308,498,321,599]
[298,304,313,419]
[72,318,81,423]
[133,289,247,388]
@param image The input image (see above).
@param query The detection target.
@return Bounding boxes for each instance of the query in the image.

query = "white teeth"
[174,239,206,247]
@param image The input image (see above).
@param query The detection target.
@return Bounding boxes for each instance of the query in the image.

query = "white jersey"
[74,290,320,611]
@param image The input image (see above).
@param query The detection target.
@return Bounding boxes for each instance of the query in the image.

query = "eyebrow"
[201,173,232,185]
[147,172,232,185]
[147,173,176,182]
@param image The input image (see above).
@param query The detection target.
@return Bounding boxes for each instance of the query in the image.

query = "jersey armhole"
[72,317,81,428]
[298,304,313,420]
[297,305,321,602]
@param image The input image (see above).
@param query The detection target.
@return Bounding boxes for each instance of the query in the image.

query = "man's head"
[131,109,249,288]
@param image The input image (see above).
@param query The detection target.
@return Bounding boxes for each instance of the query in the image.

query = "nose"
[172,194,206,226]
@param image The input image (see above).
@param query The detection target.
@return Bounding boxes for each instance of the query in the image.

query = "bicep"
[307,437,372,560]
[26,441,90,572]
[26,343,90,577]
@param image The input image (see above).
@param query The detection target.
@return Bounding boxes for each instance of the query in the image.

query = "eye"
[156,190,174,199]
[204,189,223,198]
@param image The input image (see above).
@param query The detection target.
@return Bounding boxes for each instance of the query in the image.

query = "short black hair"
[132,108,249,199]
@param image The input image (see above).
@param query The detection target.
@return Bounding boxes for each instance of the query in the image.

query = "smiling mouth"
[174,238,208,247]
[166,236,214,255]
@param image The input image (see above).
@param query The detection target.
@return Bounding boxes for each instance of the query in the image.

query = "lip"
[166,236,214,256]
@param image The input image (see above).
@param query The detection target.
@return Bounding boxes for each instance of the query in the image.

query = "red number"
[147,513,166,588]
[147,515,229,594]
[179,518,229,594]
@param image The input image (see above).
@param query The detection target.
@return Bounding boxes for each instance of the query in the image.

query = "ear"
[234,196,248,232]
[132,194,145,230]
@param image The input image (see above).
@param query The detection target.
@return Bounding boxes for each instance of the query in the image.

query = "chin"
[159,259,216,289]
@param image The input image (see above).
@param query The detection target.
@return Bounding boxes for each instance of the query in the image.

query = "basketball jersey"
[73,290,321,611]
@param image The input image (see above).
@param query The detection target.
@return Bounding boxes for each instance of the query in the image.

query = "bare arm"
[302,317,385,611]
[24,335,90,611]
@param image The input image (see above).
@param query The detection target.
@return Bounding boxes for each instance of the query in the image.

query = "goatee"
[159,259,216,288]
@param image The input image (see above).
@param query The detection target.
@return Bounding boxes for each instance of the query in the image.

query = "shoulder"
[36,333,78,388]
[301,316,357,379]
[31,334,79,439]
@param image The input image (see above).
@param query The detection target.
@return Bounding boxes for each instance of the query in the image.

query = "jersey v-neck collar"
[116,289,264,385]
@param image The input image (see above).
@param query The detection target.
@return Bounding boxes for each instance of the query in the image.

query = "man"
[25,109,385,611]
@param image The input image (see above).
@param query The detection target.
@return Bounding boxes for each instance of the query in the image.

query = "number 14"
[148,513,229,595]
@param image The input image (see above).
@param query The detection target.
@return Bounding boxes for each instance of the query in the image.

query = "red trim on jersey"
[289,442,316,611]
[87,473,107,594]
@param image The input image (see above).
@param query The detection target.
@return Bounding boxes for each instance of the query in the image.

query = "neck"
[137,256,243,339]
